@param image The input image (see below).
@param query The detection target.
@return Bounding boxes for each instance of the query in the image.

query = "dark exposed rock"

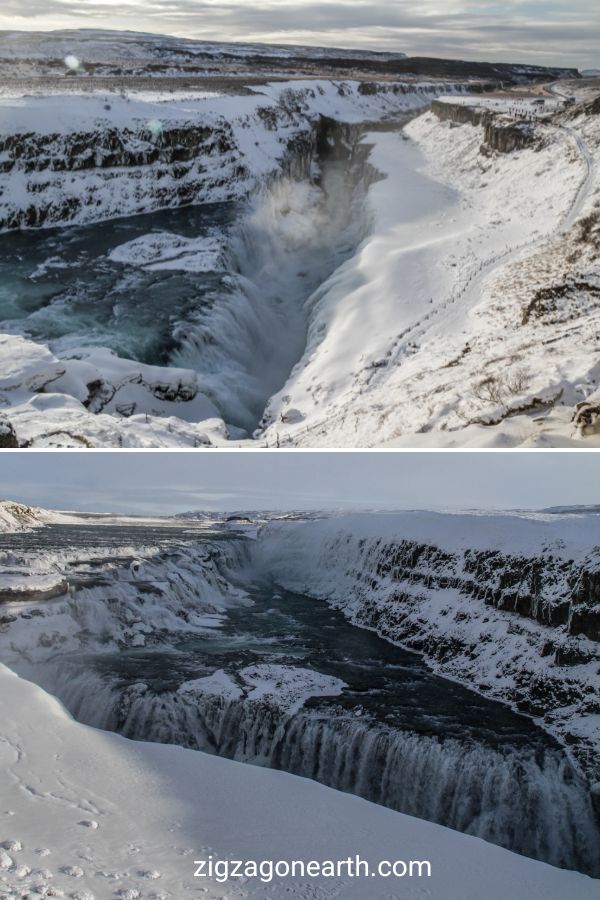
[360,538,600,640]
[0,580,69,603]
[431,99,538,153]
[0,415,18,448]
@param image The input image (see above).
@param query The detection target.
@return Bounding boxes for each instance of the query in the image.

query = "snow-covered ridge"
[0,500,77,533]
[254,511,600,781]
[0,28,409,65]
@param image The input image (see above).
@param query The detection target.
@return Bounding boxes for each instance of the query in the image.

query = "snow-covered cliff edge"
[255,511,600,784]
[0,79,460,231]
[2,663,597,900]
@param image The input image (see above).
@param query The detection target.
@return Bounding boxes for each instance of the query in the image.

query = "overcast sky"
[0,452,598,515]
[0,1,598,69]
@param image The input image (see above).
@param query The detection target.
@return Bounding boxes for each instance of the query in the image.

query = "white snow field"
[2,664,599,900]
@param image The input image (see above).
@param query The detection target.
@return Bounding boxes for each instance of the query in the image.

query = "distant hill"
[543,505,600,515]
[0,28,407,63]
[0,29,578,83]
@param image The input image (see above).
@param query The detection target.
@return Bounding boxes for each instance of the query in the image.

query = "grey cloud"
[0,452,599,515]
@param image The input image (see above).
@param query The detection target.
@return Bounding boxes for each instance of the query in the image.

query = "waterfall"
[170,128,376,432]
[38,666,600,878]
[3,526,599,879]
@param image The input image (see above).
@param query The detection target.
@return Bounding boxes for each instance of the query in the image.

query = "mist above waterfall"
[170,149,374,432]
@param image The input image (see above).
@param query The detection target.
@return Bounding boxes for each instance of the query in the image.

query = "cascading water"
[33,664,600,876]
[170,138,376,432]
[0,118,377,435]
[1,523,599,878]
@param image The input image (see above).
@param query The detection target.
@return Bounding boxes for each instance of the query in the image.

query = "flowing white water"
[170,157,374,431]
[33,665,600,877]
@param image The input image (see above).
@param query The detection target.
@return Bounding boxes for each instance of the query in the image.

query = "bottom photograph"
[0,451,599,900]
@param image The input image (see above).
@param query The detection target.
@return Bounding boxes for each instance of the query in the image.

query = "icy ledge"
[1,664,598,900]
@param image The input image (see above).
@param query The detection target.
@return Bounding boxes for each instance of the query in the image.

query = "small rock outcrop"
[431,99,537,152]
[0,415,18,448]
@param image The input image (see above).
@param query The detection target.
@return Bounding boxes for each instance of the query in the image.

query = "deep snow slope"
[3,665,599,900]
[255,510,600,783]
[261,86,600,448]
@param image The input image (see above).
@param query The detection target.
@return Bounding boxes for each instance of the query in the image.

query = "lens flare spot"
[64,55,81,71]
[147,118,164,139]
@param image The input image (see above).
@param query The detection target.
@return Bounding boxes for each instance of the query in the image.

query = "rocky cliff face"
[372,539,600,641]
[0,80,458,231]
[0,118,259,230]
[431,99,537,152]
[256,514,600,783]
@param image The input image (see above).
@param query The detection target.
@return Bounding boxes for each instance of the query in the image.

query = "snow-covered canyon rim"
[0,502,599,881]
[2,74,599,448]
[2,664,598,900]
[254,509,600,779]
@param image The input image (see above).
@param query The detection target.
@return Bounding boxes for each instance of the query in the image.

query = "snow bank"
[0,334,224,447]
[263,509,600,559]
[179,664,345,714]
[239,664,345,713]
[2,663,599,900]
[0,570,67,602]
[108,231,224,273]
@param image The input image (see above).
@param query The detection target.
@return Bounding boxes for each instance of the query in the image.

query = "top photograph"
[0,0,598,449]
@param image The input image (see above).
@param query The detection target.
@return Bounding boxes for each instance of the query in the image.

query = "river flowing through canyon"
[1,522,598,877]
[0,114,380,434]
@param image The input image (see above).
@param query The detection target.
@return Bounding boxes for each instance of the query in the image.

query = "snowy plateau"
[0,501,599,898]
[0,31,598,447]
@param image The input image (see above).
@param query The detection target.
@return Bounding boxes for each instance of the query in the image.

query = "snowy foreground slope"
[256,510,600,782]
[2,664,600,900]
